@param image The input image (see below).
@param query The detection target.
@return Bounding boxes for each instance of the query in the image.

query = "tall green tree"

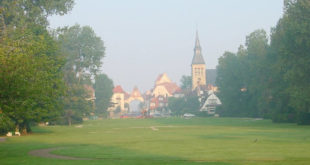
[94,74,114,117]
[216,0,310,125]
[216,29,270,118]
[56,24,105,84]
[244,30,270,117]
[55,24,105,124]
[0,0,73,133]
[270,0,310,124]
[216,51,249,117]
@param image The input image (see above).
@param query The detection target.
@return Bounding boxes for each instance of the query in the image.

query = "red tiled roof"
[113,85,125,93]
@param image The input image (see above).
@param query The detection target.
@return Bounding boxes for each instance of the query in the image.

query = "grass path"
[29,148,91,160]
[0,137,6,142]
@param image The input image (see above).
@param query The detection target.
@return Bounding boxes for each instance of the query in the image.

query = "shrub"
[0,114,15,135]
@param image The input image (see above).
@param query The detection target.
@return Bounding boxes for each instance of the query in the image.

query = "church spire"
[192,30,205,65]
[195,30,201,49]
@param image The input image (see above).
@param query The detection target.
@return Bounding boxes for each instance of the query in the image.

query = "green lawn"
[1,118,310,165]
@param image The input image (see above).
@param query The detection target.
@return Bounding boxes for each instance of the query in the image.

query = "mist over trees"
[55,25,106,125]
[0,0,309,135]
[216,0,310,125]
[0,0,113,133]
[94,74,114,117]
[168,96,200,116]
[180,75,192,90]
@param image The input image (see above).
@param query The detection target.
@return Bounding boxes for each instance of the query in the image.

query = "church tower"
[191,31,206,90]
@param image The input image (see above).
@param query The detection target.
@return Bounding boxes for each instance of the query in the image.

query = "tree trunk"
[21,126,27,135]
[15,125,19,133]
[68,116,72,126]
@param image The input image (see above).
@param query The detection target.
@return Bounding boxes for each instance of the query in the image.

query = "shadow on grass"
[151,117,305,129]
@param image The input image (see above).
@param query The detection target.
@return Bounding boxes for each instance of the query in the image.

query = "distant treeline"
[216,0,310,125]
[0,0,113,135]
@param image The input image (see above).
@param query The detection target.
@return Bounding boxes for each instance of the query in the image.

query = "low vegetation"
[1,118,310,165]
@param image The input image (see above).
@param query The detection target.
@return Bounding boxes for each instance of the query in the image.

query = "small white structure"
[15,132,21,136]
[184,113,195,118]
[200,92,222,115]
[6,132,12,137]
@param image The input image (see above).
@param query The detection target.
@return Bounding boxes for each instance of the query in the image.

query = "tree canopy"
[216,0,310,124]
[94,74,114,117]
[0,0,74,133]
[55,24,106,124]
[180,75,192,90]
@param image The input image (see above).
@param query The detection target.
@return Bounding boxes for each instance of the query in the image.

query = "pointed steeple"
[192,30,205,65]
[195,30,201,49]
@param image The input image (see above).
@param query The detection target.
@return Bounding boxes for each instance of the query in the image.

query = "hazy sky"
[49,0,283,93]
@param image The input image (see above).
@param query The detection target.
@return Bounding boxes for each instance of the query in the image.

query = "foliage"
[0,25,65,133]
[0,114,15,135]
[94,74,114,117]
[168,96,200,116]
[55,24,105,124]
[62,84,92,125]
[56,24,105,84]
[180,75,192,90]
[216,0,310,124]
[114,106,121,114]
[216,51,247,117]
[0,0,74,30]
[0,0,74,133]
[270,0,310,124]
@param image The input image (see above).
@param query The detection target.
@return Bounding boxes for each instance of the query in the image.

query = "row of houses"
[108,31,221,118]
[108,72,221,118]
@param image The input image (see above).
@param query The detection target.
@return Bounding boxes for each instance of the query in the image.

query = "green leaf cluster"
[216,0,310,124]
[94,74,114,117]
[0,0,73,133]
[168,96,200,116]
[55,24,107,124]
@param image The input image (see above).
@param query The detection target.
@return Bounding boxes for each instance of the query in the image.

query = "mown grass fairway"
[1,118,310,165]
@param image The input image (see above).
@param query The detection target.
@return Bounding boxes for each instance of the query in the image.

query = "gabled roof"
[113,85,125,93]
[192,31,205,65]
[205,93,222,105]
[155,73,171,85]
[158,82,181,95]
[130,87,142,98]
